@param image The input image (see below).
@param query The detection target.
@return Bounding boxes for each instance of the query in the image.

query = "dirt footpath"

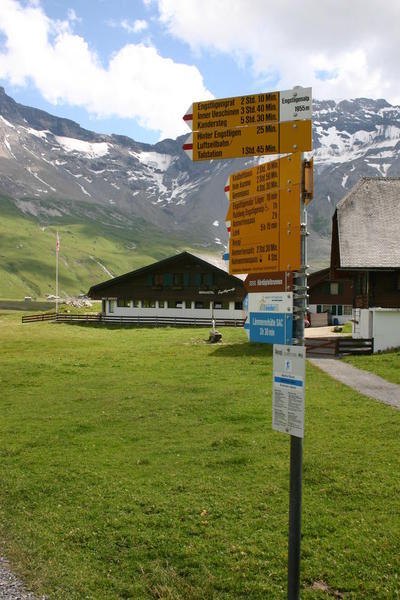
[308,357,400,410]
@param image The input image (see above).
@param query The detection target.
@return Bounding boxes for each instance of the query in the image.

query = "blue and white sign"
[273,344,306,438]
[249,312,293,344]
[247,292,293,345]
[248,292,293,315]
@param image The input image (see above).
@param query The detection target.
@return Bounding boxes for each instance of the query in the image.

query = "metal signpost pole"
[183,87,313,600]
[287,154,308,599]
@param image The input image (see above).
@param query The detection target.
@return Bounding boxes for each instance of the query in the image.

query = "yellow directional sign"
[183,87,312,131]
[227,153,301,202]
[183,120,311,162]
[225,202,233,223]
[228,186,301,275]
[186,92,279,131]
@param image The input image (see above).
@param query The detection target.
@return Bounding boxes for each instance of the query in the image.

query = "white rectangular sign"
[273,344,306,438]
[279,87,312,122]
[248,291,293,314]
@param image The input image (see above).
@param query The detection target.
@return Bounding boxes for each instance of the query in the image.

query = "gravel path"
[308,357,400,410]
[0,557,44,600]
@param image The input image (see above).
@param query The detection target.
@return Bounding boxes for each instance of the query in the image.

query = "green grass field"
[343,349,400,386]
[0,312,399,598]
[0,195,206,299]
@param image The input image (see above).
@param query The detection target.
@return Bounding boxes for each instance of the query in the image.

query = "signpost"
[183,120,311,161]
[245,271,294,293]
[225,153,302,202]
[183,85,312,600]
[248,292,293,345]
[228,186,301,275]
[183,87,312,131]
[273,344,305,437]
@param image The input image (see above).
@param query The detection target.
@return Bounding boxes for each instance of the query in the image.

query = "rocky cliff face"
[1,87,400,262]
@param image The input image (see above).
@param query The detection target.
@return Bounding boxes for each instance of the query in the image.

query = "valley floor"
[0,313,399,598]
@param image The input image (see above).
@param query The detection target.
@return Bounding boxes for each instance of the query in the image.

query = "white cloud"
[120,19,148,34]
[155,0,400,104]
[67,8,81,23]
[0,0,212,139]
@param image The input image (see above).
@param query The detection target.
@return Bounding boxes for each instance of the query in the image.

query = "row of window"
[108,299,243,311]
[147,272,217,288]
[316,304,352,316]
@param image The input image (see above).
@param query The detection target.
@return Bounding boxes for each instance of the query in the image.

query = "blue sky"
[0,0,399,144]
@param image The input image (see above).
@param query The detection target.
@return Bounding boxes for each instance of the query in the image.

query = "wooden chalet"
[88,251,246,326]
[308,267,353,325]
[331,177,400,309]
[330,177,400,350]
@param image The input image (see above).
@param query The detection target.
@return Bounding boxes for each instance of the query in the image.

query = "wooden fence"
[337,337,373,356]
[305,336,373,357]
[21,314,374,354]
[21,312,58,323]
[22,312,245,328]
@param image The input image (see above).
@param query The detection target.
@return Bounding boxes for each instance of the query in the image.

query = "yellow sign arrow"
[183,120,311,162]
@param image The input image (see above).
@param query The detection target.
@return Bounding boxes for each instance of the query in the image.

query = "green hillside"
[0,196,202,299]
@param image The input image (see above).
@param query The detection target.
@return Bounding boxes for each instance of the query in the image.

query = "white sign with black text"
[272,344,306,438]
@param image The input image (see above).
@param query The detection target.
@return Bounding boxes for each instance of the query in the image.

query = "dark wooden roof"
[88,251,246,301]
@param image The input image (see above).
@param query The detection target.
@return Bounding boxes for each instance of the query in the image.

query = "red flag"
[56,231,60,254]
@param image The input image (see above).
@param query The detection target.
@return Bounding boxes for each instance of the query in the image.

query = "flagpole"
[56,231,59,315]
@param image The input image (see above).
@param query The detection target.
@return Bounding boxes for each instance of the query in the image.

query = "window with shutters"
[163,273,173,286]
[154,273,163,286]
[173,273,183,287]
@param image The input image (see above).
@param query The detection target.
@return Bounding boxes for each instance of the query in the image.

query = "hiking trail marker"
[273,344,306,438]
[183,87,312,162]
[183,85,313,600]
[183,87,312,131]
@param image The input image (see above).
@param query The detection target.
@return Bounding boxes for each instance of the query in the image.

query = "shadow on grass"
[210,341,273,358]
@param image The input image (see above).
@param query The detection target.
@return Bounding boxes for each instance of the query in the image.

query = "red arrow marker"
[182,133,193,159]
[224,177,230,200]
[183,104,193,130]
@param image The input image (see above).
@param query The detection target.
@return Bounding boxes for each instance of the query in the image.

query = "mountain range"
[1,87,400,297]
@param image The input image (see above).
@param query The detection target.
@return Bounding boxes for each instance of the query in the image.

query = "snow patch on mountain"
[130,151,173,171]
[314,124,400,165]
[26,166,56,192]
[3,136,16,159]
[0,115,15,128]
[55,136,110,158]
[23,127,50,140]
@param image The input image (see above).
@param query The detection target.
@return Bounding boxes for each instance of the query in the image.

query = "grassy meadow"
[0,195,199,299]
[343,349,400,386]
[0,312,399,598]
